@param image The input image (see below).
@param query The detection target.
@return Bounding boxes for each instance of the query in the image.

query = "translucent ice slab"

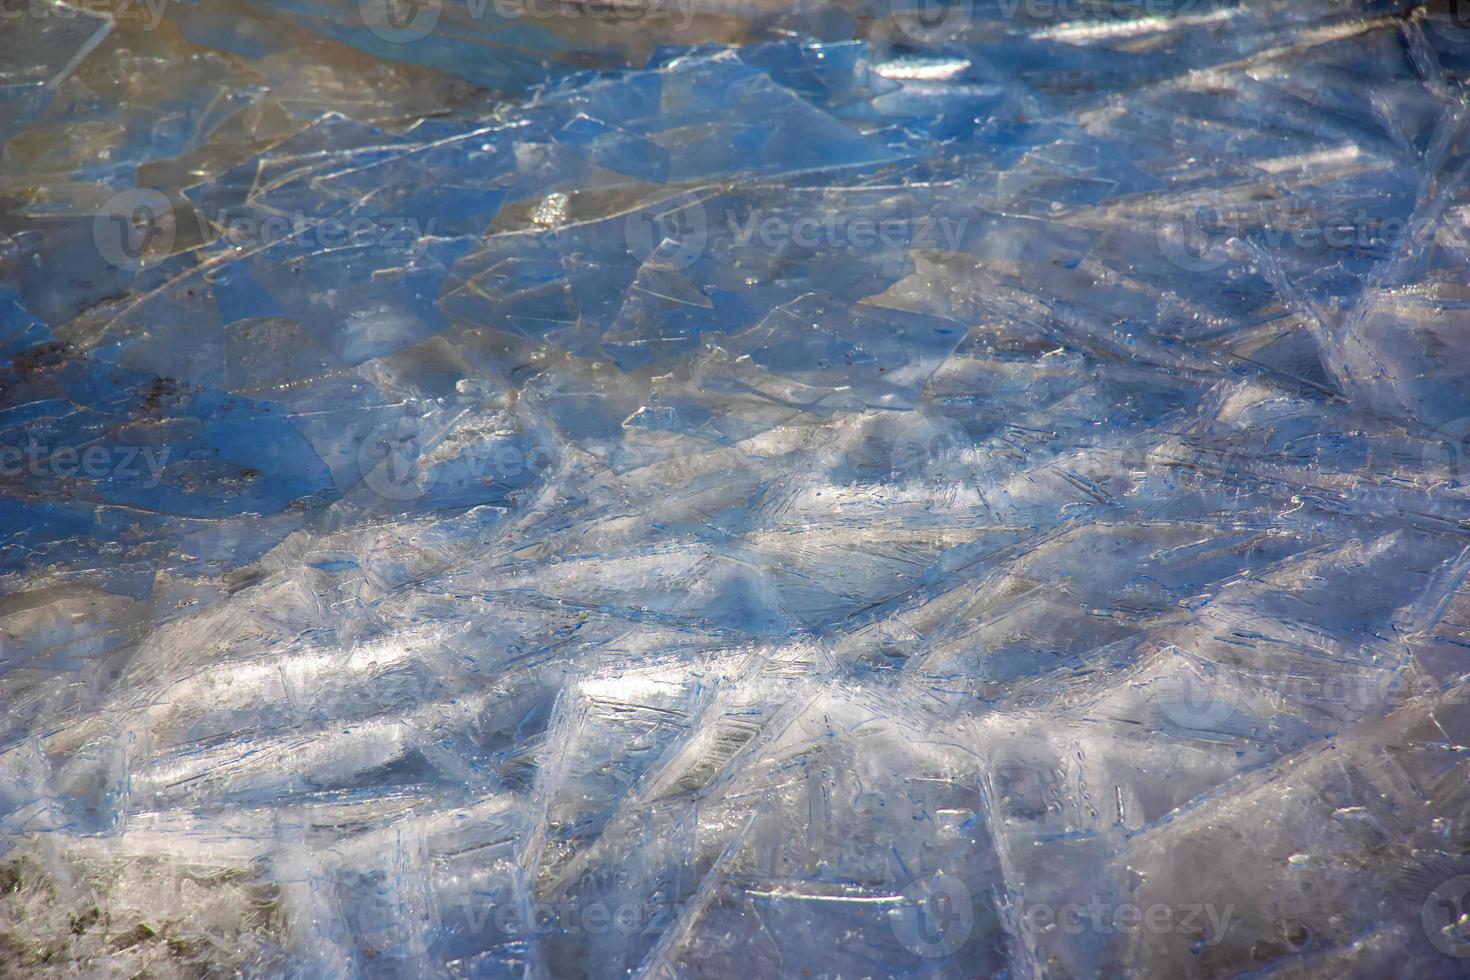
[5,1,1470,978]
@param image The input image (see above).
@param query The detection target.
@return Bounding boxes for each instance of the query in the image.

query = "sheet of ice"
[4,0,1470,977]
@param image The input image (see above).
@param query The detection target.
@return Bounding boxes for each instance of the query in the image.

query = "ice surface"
[4,0,1470,977]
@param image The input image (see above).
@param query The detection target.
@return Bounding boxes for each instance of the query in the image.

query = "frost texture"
[3,1,1470,977]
